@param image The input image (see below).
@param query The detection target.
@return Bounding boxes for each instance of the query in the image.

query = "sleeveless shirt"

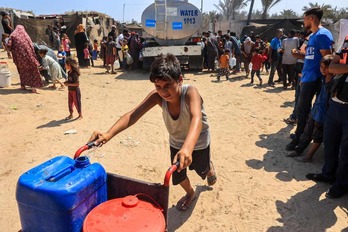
[162,84,210,150]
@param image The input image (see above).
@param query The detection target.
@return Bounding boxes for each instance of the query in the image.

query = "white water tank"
[141,0,201,46]
[0,62,11,88]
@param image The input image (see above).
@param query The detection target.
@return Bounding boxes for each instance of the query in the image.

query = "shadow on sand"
[37,117,79,129]
[246,124,348,231]
[167,185,212,232]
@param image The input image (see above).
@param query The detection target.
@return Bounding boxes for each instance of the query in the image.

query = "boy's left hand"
[173,149,192,172]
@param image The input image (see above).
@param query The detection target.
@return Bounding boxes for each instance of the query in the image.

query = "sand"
[0,50,347,232]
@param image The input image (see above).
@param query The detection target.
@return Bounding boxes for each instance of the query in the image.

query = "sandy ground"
[0,49,347,232]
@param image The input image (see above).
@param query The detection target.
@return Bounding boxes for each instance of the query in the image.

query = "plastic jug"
[0,61,11,87]
[16,156,107,232]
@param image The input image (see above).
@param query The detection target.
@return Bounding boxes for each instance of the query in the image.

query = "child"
[88,42,94,67]
[38,49,65,89]
[250,49,263,85]
[88,54,217,211]
[121,39,129,70]
[83,43,90,67]
[2,33,9,51]
[100,36,108,67]
[105,36,117,74]
[217,49,230,81]
[286,55,334,162]
[61,33,71,57]
[261,49,270,74]
[64,58,83,120]
[1,33,11,59]
[92,39,99,60]
[57,45,67,73]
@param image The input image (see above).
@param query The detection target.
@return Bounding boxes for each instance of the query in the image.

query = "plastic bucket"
[0,62,11,87]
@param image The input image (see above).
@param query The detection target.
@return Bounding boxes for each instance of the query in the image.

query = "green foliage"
[214,0,250,20]
[260,0,283,19]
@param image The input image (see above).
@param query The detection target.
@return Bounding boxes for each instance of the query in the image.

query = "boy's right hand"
[88,131,112,146]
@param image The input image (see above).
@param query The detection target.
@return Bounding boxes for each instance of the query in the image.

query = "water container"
[16,156,107,232]
[0,61,11,87]
[83,195,165,232]
[141,0,202,46]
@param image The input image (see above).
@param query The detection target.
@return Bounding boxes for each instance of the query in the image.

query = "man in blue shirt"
[286,7,333,151]
[230,32,242,73]
[267,29,283,86]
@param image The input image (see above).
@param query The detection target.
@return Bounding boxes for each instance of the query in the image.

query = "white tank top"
[162,84,210,150]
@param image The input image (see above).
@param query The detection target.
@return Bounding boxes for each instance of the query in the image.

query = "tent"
[331,19,348,48]
[10,10,116,48]
[240,18,303,41]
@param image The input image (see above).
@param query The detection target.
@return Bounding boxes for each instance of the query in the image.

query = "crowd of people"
[2,6,348,199]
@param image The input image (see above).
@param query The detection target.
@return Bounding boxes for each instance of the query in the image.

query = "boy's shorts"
[170,145,211,185]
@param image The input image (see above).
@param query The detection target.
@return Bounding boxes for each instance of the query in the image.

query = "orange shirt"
[219,54,229,68]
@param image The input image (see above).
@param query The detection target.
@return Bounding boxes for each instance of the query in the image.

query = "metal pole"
[246,0,255,25]
[123,4,125,22]
[200,0,203,35]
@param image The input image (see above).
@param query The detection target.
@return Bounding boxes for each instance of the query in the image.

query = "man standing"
[230,32,242,74]
[1,12,13,34]
[286,7,333,150]
[281,29,299,89]
[108,25,117,42]
[267,29,283,86]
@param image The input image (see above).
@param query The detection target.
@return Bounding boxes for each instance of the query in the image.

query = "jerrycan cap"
[74,156,91,168]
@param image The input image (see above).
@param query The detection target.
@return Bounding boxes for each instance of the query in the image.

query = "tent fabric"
[240,19,303,41]
[13,13,115,48]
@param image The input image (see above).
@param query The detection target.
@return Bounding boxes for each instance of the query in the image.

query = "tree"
[302,2,332,18]
[260,0,282,19]
[278,9,298,19]
[214,0,250,20]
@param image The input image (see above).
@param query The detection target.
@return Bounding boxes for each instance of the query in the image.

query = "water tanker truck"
[141,0,203,70]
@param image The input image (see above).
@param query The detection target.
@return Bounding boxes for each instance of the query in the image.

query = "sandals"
[176,193,197,211]
[283,117,296,125]
[65,115,73,120]
[207,161,217,186]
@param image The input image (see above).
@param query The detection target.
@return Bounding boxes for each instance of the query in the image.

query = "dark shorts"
[170,145,211,185]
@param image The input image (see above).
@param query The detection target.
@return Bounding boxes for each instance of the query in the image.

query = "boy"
[57,45,67,73]
[88,54,217,211]
[105,36,117,74]
[250,49,263,85]
[286,55,334,161]
[217,49,230,81]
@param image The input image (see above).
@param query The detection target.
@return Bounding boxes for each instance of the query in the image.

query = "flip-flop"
[176,193,197,211]
[207,161,217,186]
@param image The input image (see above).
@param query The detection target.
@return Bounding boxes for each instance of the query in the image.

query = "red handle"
[73,142,96,159]
[163,162,179,187]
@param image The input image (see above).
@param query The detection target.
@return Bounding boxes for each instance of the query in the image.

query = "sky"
[1,0,347,23]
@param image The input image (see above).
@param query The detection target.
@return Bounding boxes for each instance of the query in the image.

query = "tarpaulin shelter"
[12,10,116,48]
[240,18,303,41]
